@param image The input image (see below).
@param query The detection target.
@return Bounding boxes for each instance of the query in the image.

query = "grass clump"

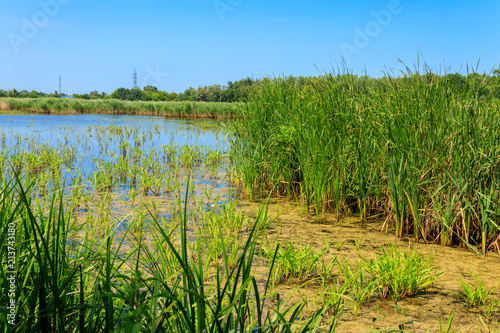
[364,244,442,299]
[458,268,495,307]
[457,268,500,320]
[263,239,331,285]
[336,259,376,319]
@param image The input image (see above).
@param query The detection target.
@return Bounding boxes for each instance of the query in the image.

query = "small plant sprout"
[457,267,499,319]
[438,311,458,333]
[332,239,346,251]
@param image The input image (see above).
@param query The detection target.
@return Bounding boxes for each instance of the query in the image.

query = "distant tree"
[50,90,61,98]
[8,89,19,98]
[220,84,236,102]
[18,90,29,97]
[28,91,40,98]
[89,90,100,98]
[153,91,176,101]
[175,92,184,101]
[194,86,209,102]
[207,84,222,102]
[180,87,196,101]
[111,88,131,100]
[143,85,158,92]
[168,92,178,101]
[222,77,259,102]
[128,88,146,101]
[467,73,491,97]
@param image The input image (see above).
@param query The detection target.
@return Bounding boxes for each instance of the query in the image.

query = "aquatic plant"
[263,238,331,285]
[364,244,442,299]
[457,267,499,320]
[230,64,500,254]
[0,176,341,332]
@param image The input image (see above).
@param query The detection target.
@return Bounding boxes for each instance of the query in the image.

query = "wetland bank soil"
[238,200,500,332]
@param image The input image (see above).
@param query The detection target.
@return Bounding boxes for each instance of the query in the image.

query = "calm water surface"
[0,114,231,195]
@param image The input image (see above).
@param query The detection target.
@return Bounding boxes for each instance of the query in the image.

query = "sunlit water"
[0,114,233,206]
[0,114,227,149]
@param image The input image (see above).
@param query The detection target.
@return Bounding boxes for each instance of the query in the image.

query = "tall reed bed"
[0,98,242,118]
[230,68,500,255]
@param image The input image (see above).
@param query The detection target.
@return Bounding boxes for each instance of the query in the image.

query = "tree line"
[1,71,499,102]
[0,77,260,103]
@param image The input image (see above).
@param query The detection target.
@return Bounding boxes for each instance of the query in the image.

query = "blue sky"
[0,0,499,94]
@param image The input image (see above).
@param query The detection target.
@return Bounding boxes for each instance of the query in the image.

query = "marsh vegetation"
[231,67,500,256]
[0,98,241,118]
[1,67,500,332]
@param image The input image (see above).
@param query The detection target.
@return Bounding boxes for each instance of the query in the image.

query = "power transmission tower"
[133,69,138,89]
[59,75,62,94]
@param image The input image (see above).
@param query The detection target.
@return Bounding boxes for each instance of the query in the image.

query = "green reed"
[230,66,500,254]
[0,97,242,118]
[0,173,343,332]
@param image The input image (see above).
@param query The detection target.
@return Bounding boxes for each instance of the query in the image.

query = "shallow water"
[0,114,230,188]
[0,114,226,149]
[0,113,234,227]
[0,114,227,160]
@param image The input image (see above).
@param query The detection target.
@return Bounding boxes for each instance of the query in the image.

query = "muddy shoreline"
[238,199,500,332]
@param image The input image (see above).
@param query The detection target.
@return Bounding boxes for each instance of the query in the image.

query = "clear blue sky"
[0,0,499,94]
